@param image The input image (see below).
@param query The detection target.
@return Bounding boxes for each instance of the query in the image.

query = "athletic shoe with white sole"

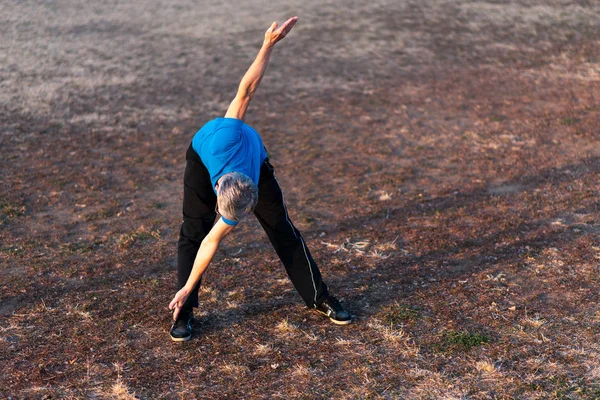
[170,309,193,342]
[316,296,353,325]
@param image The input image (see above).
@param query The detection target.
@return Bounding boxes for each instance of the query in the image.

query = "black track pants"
[176,144,329,310]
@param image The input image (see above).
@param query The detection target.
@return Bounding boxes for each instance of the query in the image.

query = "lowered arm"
[168,218,235,320]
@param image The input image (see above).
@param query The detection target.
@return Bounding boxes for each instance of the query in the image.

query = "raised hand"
[264,16,298,47]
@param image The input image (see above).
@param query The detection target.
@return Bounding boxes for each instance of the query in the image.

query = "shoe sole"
[316,309,353,325]
[329,317,353,325]
[170,334,192,342]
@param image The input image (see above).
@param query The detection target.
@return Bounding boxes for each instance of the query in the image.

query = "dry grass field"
[2,0,600,398]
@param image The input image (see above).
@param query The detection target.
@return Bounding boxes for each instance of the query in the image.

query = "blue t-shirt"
[191,117,268,191]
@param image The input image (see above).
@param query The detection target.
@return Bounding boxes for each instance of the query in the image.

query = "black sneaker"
[316,296,352,325]
[170,309,194,342]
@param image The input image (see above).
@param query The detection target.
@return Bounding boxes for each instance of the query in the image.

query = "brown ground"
[2,0,600,398]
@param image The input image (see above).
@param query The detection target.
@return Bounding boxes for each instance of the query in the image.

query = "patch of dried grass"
[254,343,272,356]
[367,320,420,357]
[377,191,392,201]
[321,238,398,259]
[110,363,136,400]
[335,337,361,346]
[368,249,391,259]
[275,318,298,335]
[475,359,499,377]
[522,314,547,329]
[117,225,160,250]
[404,369,467,400]
[225,300,240,309]
[291,363,314,378]
[373,237,398,252]
[219,362,249,377]
[111,380,137,400]
[303,331,318,342]
[199,285,219,303]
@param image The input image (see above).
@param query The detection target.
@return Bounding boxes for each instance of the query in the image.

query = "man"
[168,16,352,342]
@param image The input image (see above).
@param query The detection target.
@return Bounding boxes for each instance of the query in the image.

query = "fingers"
[266,21,277,34]
[169,294,182,320]
[286,16,299,27]
[169,293,181,310]
[169,288,190,320]
[169,292,183,310]
[277,16,298,34]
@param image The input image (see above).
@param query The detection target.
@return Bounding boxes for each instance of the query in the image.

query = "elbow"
[237,83,256,100]
[237,91,253,102]
[200,235,221,252]
[200,236,217,249]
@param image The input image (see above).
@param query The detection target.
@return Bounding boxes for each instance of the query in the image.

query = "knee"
[179,217,213,242]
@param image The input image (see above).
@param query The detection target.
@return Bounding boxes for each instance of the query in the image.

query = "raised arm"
[224,16,298,120]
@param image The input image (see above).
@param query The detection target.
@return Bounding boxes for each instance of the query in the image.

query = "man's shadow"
[185,155,600,336]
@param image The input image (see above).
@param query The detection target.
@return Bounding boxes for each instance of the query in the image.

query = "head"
[216,172,258,223]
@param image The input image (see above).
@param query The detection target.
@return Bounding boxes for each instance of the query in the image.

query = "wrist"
[262,41,275,50]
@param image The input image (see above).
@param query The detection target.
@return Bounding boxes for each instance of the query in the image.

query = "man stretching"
[168,16,352,342]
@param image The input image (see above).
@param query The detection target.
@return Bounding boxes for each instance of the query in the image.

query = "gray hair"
[217,172,258,223]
